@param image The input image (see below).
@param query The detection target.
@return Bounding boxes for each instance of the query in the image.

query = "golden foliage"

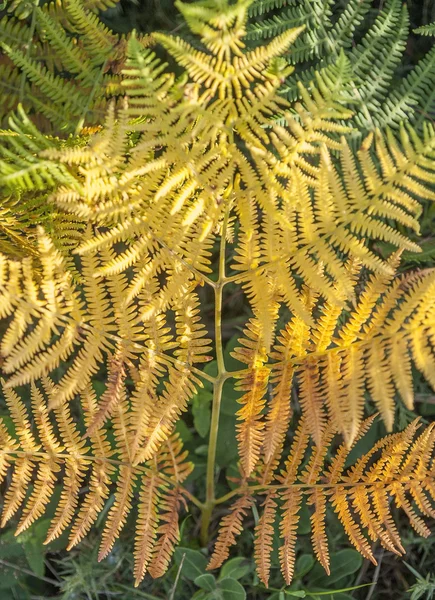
[0,0,435,587]
[0,379,192,586]
[209,417,435,587]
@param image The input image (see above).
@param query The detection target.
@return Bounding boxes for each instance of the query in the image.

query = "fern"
[414,22,435,37]
[0,0,129,132]
[204,414,435,587]
[0,0,435,588]
[249,0,435,132]
[0,379,192,587]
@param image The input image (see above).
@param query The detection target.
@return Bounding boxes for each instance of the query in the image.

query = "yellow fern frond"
[0,381,192,584]
[262,264,435,445]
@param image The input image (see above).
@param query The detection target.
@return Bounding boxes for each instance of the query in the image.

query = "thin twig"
[169,552,185,600]
[365,548,384,600]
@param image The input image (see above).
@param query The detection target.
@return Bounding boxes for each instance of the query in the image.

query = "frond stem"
[213,477,435,505]
[200,206,230,545]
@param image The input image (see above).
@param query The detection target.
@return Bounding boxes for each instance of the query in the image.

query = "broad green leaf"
[16,520,51,577]
[295,554,315,577]
[174,547,207,581]
[216,413,238,467]
[175,420,194,442]
[309,550,363,586]
[296,503,311,535]
[195,574,217,591]
[192,389,213,438]
[219,577,247,599]
[219,557,251,580]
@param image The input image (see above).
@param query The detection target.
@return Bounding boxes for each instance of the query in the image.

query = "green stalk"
[200,208,229,546]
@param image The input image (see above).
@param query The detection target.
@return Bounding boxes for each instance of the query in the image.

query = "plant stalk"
[200,208,229,545]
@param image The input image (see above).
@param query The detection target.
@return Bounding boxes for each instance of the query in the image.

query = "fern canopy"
[0,0,434,589]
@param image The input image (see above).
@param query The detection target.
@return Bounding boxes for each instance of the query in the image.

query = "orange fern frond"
[208,495,254,570]
[254,492,278,587]
[0,381,192,585]
[216,417,435,586]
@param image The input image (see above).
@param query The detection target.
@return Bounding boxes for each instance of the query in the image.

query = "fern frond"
[232,317,271,477]
[414,23,435,37]
[0,380,192,583]
[1,1,435,586]
[0,106,79,192]
[211,418,435,585]
[0,0,127,131]
[349,0,409,130]
[249,0,435,132]
[266,264,435,444]
[254,491,278,586]
[207,495,254,570]
[7,8,431,319]
[0,225,210,463]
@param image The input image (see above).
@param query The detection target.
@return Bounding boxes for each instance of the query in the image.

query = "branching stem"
[200,207,230,545]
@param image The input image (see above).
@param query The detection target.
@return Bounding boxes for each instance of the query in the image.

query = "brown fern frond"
[208,495,254,570]
[217,417,435,586]
[279,488,302,586]
[254,492,278,587]
[148,487,185,579]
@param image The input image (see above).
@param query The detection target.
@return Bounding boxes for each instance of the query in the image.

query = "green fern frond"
[249,0,435,132]
[0,106,79,191]
[0,0,129,132]
[414,22,435,36]
[380,45,435,129]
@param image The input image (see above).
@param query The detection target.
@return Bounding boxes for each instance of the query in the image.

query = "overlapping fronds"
[209,417,435,587]
[0,379,192,586]
[4,0,117,20]
[248,0,435,132]
[231,260,435,477]
[0,0,130,132]
[2,0,433,318]
[0,0,435,586]
[0,227,211,455]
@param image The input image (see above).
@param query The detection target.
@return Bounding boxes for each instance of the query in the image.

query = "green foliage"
[248,0,435,134]
[0,0,129,132]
